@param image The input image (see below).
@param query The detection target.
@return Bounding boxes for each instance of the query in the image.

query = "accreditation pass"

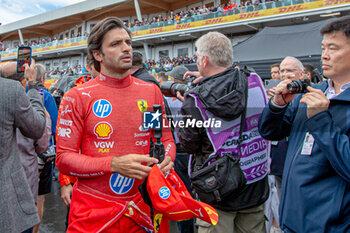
[301,132,314,155]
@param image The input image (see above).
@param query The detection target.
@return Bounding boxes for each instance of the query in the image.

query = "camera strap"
[235,75,248,161]
[196,71,249,167]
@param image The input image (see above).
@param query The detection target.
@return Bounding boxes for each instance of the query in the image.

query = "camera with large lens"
[287,79,311,94]
[160,76,195,97]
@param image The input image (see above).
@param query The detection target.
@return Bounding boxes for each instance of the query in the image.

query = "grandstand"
[0,0,349,79]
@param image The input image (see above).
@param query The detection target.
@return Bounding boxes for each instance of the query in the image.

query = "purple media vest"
[190,73,270,184]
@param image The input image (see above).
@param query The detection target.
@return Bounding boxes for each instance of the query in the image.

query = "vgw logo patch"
[143,110,161,130]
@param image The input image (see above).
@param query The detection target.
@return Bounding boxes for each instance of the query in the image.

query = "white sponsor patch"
[134,132,151,138]
[135,140,148,147]
[57,127,71,138]
[61,105,72,116]
[63,96,75,103]
[59,119,73,126]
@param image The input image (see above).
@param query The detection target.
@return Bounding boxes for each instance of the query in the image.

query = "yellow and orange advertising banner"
[132,0,350,37]
[1,0,349,59]
[1,40,87,59]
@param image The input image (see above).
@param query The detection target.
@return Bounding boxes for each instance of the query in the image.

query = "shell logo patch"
[94,122,113,139]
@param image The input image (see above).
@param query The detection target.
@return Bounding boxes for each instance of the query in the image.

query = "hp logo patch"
[110,173,134,194]
[159,186,170,199]
[93,99,112,118]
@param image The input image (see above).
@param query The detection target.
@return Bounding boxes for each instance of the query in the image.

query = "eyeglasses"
[280,69,298,74]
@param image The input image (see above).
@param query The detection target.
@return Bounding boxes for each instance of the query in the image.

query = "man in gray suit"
[0,60,46,233]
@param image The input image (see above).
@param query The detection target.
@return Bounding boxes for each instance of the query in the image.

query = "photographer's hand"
[300,87,329,118]
[176,91,185,102]
[267,87,277,100]
[158,155,174,175]
[183,71,203,84]
[271,79,296,106]
[176,71,203,102]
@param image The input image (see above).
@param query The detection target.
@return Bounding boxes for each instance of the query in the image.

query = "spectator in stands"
[254,0,262,7]
[239,2,245,10]
[259,16,350,233]
[0,60,46,233]
[164,60,173,70]
[246,0,253,6]
[230,1,238,9]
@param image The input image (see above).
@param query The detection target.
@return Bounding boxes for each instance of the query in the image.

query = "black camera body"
[287,79,311,94]
[160,76,195,97]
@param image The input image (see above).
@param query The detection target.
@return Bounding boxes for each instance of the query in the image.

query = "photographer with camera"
[179,31,270,233]
[266,57,306,233]
[259,16,350,233]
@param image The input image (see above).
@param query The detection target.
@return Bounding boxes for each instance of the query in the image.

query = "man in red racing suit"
[56,17,175,233]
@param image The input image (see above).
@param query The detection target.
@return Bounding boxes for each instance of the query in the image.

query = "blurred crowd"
[145,55,197,71]
[39,55,197,78]
[0,0,291,52]
[0,31,89,52]
[128,0,281,28]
